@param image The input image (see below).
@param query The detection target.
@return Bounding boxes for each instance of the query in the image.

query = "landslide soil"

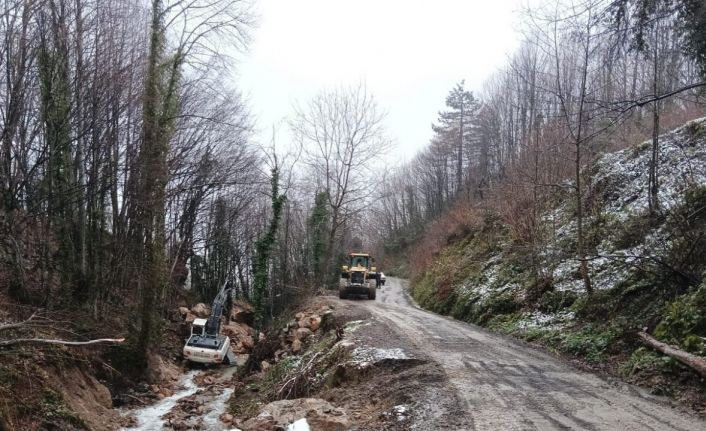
[309,297,471,430]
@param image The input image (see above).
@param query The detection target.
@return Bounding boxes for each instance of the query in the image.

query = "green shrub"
[538,290,577,313]
[559,325,618,364]
[476,293,522,325]
[524,276,554,305]
[613,212,656,250]
[619,347,673,377]
[663,186,706,286]
[654,285,706,355]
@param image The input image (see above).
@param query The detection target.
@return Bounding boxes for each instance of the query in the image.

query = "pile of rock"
[276,307,332,357]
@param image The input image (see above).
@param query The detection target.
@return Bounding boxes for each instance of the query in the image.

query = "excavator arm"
[205,282,232,336]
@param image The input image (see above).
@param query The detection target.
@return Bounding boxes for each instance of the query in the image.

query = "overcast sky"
[237,0,525,163]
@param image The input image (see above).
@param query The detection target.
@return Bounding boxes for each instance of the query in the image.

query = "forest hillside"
[408,118,706,407]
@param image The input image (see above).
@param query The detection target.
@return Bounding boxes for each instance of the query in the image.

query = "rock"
[261,360,271,372]
[220,412,234,424]
[242,411,277,431]
[191,303,210,318]
[241,335,255,350]
[184,313,197,324]
[234,354,250,367]
[231,304,255,325]
[292,339,302,353]
[309,315,322,332]
[253,398,350,431]
[178,306,190,317]
[259,332,266,342]
[222,322,256,352]
[297,318,311,329]
[295,328,312,340]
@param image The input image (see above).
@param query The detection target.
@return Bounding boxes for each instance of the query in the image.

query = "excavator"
[182,282,236,365]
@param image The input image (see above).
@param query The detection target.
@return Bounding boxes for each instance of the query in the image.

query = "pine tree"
[432,81,480,195]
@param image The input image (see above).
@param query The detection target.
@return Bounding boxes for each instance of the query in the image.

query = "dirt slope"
[357,277,706,431]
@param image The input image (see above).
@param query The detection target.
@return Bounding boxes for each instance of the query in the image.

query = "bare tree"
[292,83,390,286]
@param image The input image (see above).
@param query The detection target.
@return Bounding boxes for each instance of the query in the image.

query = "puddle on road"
[121,370,200,431]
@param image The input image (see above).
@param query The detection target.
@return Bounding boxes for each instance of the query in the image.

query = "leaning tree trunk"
[638,331,706,378]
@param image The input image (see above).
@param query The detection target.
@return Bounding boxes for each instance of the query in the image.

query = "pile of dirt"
[226,297,468,430]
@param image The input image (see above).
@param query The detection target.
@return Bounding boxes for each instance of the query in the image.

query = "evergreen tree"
[432,81,481,195]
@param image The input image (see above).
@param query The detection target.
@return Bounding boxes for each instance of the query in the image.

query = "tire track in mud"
[352,278,705,431]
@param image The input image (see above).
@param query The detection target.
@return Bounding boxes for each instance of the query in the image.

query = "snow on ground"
[343,320,371,333]
[516,311,575,330]
[594,117,706,221]
[448,119,706,321]
[351,347,408,363]
[286,418,311,431]
[392,404,409,421]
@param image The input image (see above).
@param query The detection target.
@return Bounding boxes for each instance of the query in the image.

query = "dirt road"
[356,277,705,431]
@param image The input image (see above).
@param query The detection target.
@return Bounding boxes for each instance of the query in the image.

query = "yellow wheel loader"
[339,252,379,300]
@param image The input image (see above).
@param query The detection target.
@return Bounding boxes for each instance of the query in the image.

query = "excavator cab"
[191,318,207,336]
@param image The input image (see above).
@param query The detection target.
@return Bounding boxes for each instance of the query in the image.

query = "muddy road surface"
[349,277,705,431]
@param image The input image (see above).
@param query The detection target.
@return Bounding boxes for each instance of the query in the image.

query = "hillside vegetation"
[410,118,706,407]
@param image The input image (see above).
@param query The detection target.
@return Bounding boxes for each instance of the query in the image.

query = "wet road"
[357,277,705,431]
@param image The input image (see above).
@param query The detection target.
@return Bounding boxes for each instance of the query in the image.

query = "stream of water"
[121,371,200,431]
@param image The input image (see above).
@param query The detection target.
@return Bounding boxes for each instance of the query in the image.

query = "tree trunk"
[638,332,706,378]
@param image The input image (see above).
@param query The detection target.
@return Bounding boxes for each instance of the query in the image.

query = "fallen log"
[0,337,126,347]
[637,331,706,378]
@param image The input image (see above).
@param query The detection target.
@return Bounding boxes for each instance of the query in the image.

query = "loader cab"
[350,254,370,268]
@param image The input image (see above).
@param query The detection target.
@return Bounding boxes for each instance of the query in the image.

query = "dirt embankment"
[221,296,468,431]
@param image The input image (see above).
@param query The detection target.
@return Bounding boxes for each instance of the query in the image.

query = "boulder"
[297,318,311,329]
[178,306,190,317]
[291,339,302,353]
[222,323,256,352]
[295,328,312,341]
[254,398,350,431]
[309,315,322,332]
[220,412,234,424]
[191,303,210,318]
[231,304,255,325]
[234,354,250,367]
[242,411,278,431]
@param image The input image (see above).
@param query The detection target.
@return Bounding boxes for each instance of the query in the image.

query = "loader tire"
[368,285,376,300]
[339,286,347,299]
